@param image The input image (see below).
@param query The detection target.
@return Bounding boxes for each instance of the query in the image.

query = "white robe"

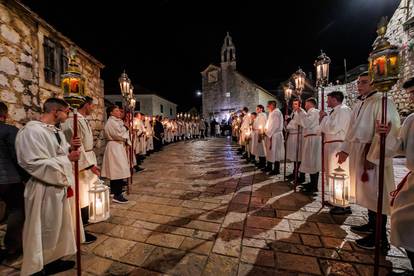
[16,121,77,275]
[298,107,321,174]
[239,115,251,146]
[145,120,154,151]
[264,109,284,163]
[62,113,98,208]
[386,113,414,251]
[320,104,352,205]
[286,111,302,162]
[341,92,400,214]
[133,118,146,155]
[101,116,131,180]
[251,112,267,157]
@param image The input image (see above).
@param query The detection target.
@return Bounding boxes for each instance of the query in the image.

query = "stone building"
[201,32,277,121]
[0,0,106,161]
[105,93,177,119]
[324,0,414,117]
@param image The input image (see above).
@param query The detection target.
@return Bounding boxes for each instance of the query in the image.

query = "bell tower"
[221,32,236,70]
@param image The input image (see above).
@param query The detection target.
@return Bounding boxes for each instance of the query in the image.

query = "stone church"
[201,33,276,121]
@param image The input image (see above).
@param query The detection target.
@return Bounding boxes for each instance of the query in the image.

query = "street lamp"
[119,71,131,100]
[314,50,331,207]
[368,16,400,276]
[283,82,294,181]
[118,71,135,195]
[291,68,306,191]
[293,67,306,96]
[315,50,331,87]
[61,47,84,276]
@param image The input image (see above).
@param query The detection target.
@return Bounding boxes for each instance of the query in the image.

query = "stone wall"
[385,0,414,116]
[0,0,106,164]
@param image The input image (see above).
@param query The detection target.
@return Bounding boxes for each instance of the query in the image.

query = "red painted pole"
[128,111,133,195]
[321,86,326,207]
[73,109,82,276]
[374,93,387,276]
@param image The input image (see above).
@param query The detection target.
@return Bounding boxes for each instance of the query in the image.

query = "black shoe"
[350,223,374,235]
[268,169,280,176]
[83,232,97,244]
[44,259,75,275]
[300,183,317,192]
[286,173,295,181]
[387,271,414,276]
[329,206,352,215]
[355,235,390,252]
[241,154,248,159]
[113,194,129,204]
[135,167,146,173]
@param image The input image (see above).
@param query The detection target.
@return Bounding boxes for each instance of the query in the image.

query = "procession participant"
[286,98,305,183]
[154,115,164,151]
[319,91,352,215]
[252,105,267,168]
[337,72,400,250]
[133,112,145,172]
[377,77,414,276]
[246,112,256,162]
[0,102,27,262]
[145,116,154,154]
[263,101,284,175]
[240,107,251,159]
[62,96,98,243]
[101,105,131,203]
[199,118,206,138]
[296,97,321,194]
[16,98,80,275]
[215,120,221,137]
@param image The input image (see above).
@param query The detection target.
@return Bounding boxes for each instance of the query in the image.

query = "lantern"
[62,48,86,108]
[88,178,110,223]
[283,82,293,102]
[292,68,306,95]
[368,17,400,92]
[327,166,349,207]
[314,50,331,87]
[118,71,131,99]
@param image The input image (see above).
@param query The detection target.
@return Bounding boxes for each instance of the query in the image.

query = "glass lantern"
[292,68,306,95]
[314,50,331,87]
[88,178,110,223]
[61,48,86,108]
[284,82,293,102]
[368,17,400,92]
[328,166,349,207]
[119,71,131,99]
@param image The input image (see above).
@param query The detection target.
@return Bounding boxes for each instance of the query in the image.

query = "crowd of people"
[232,73,414,276]
[0,96,209,275]
[0,72,412,275]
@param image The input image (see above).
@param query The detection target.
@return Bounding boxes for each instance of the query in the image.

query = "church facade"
[201,33,276,121]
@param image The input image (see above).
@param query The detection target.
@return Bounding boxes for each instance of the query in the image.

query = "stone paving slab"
[2,137,412,275]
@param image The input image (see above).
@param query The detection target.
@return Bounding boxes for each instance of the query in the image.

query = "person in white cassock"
[133,112,146,172]
[295,97,321,194]
[337,72,400,251]
[251,105,267,169]
[62,96,99,244]
[262,101,284,175]
[145,116,154,153]
[101,105,131,204]
[239,107,251,159]
[16,98,80,275]
[319,91,352,215]
[376,78,414,276]
[286,99,305,183]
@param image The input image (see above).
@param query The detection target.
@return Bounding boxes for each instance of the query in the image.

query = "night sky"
[21,0,401,111]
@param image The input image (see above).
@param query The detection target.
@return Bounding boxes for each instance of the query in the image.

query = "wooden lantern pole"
[373,94,387,276]
[283,99,289,181]
[293,95,302,193]
[320,85,326,207]
[72,108,82,276]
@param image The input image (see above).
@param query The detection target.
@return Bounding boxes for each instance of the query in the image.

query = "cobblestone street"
[1,137,412,275]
